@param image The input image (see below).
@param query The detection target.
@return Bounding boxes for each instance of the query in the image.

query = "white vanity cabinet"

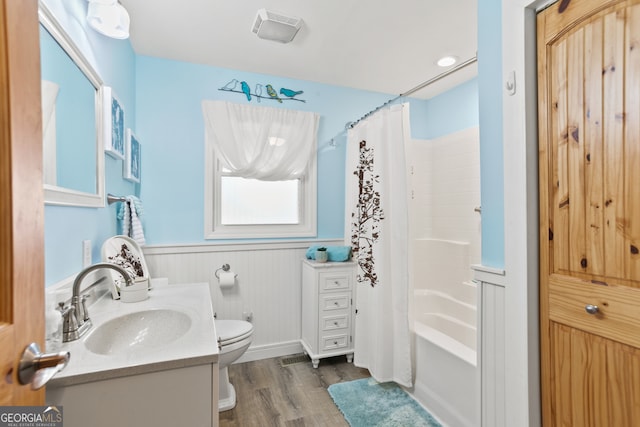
[301,260,356,368]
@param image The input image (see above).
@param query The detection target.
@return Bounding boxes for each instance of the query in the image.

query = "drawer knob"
[334,341,338,345]
[585,304,599,315]
[334,281,339,285]
[334,301,339,306]
[334,321,339,326]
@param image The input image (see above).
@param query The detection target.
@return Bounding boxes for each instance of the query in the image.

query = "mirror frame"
[39,2,105,207]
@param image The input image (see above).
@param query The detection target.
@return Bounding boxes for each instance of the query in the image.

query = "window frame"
[204,145,317,239]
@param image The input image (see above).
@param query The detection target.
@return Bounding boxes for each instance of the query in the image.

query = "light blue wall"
[135,56,396,244]
[136,60,476,246]
[423,78,479,139]
[42,0,137,286]
[478,0,504,268]
[42,1,490,284]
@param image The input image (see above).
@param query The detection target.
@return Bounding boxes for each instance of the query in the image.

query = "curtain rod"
[344,55,478,131]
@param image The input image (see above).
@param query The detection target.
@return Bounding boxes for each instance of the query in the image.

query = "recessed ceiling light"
[437,56,458,67]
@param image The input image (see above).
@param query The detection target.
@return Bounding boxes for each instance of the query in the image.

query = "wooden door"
[539,0,640,425]
[0,0,46,405]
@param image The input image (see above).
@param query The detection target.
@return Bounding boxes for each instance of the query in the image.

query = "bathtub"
[409,239,479,427]
[413,288,476,365]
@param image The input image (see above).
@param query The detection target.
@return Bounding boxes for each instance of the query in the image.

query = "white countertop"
[302,259,356,268]
[49,282,218,387]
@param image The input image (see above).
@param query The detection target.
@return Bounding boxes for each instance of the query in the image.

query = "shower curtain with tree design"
[345,103,412,387]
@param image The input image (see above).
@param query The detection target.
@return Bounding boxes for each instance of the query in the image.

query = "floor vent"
[280,354,309,367]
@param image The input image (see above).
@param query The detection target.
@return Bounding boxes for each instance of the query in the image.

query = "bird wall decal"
[220,79,239,91]
[241,81,251,101]
[280,88,304,98]
[266,84,282,103]
[217,79,306,103]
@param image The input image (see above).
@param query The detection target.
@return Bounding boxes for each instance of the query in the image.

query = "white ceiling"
[120,0,477,99]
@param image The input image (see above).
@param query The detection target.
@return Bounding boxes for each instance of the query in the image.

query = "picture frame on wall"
[103,86,125,159]
[124,128,141,183]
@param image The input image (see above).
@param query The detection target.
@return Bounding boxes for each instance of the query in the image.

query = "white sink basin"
[84,309,192,355]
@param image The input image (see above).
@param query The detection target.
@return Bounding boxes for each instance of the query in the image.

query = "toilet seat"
[214,319,254,412]
[216,320,254,347]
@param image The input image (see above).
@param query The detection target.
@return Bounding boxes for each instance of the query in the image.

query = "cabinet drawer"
[322,314,349,331]
[321,334,349,351]
[321,294,350,311]
[319,272,351,292]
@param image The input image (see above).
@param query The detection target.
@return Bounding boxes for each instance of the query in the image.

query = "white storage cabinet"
[301,260,356,368]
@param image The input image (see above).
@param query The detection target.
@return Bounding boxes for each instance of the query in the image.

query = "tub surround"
[47,281,218,387]
[413,288,477,366]
[409,239,479,426]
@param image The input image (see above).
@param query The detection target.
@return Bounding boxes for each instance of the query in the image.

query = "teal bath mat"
[328,378,442,427]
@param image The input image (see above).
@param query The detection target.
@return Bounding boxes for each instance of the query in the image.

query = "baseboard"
[235,340,303,364]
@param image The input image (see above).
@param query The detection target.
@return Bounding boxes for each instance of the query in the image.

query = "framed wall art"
[124,128,141,183]
[103,86,125,159]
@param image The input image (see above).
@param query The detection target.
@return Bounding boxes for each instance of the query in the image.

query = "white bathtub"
[413,288,476,365]
[409,239,479,427]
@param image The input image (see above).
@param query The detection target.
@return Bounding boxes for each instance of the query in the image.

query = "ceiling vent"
[251,9,303,43]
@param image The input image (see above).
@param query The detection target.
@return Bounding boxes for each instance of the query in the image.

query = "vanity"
[38,3,220,424]
[45,282,219,427]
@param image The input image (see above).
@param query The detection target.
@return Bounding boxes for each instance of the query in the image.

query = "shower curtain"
[345,103,412,387]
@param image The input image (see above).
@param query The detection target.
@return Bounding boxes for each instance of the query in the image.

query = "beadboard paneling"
[142,240,342,360]
[473,266,506,427]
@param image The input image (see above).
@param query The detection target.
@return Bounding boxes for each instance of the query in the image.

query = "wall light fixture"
[86,0,130,40]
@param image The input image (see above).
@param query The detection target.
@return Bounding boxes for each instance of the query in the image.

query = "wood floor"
[219,355,370,426]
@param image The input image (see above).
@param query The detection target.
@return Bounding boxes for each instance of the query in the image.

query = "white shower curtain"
[345,103,412,387]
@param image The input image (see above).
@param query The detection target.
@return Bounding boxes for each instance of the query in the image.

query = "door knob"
[18,342,70,390]
[585,304,599,315]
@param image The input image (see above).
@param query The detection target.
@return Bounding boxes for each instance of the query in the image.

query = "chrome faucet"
[62,262,133,343]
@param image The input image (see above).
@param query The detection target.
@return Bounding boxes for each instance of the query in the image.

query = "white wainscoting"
[472,264,506,427]
[142,240,343,362]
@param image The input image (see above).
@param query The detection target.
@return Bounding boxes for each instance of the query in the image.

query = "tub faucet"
[62,262,132,343]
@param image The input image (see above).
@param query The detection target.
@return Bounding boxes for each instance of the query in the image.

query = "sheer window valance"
[202,100,319,181]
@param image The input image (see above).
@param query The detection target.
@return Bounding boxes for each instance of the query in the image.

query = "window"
[220,176,299,225]
[203,101,318,239]
[205,157,316,238]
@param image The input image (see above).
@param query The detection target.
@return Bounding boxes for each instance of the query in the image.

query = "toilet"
[215,319,254,412]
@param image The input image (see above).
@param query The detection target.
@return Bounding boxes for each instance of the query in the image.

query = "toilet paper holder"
[215,264,237,280]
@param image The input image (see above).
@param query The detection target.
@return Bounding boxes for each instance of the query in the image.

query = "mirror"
[39,3,105,207]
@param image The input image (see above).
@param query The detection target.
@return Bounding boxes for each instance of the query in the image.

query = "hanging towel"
[305,245,352,262]
[128,197,146,245]
[117,196,146,246]
[122,199,131,238]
